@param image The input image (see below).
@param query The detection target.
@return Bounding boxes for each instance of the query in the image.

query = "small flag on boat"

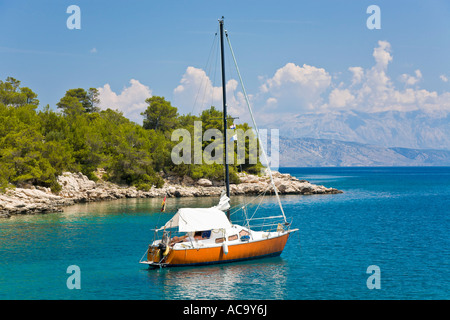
[161,196,166,212]
[230,124,236,129]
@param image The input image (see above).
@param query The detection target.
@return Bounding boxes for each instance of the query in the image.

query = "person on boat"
[170,231,202,245]
[170,234,188,245]
[194,231,203,240]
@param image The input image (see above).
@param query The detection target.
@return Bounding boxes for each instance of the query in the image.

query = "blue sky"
[1,0,449,124]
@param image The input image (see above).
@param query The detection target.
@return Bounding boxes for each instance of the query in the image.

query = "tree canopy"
[0,77,263,193]
[141,96,179,133]
[0,77,39,107]
[57,88,100,114]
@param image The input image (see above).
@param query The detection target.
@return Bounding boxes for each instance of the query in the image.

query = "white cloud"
[97,79,152,123]
[328,88,355,108]
[340,40,394,112]
[173,66,223,115]
[259,62,331,112]
[90,47,97,54]
[266,97,277,106]
[440,74,448,82]
[372,40,392,70]
[173,66,248,118]
[169,40,450,128]
[349,67,364,86]
[399,69,422,86]
[322,41,447,113]
[251,39,442,117]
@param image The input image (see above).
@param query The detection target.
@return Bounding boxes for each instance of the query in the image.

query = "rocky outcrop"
[0,187,72,218]
[0,171,342,218]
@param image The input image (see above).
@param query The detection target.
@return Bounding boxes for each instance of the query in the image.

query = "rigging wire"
[228,183,272,217]
[185,25,286,226]
[190,27,219,116]
[225,30,287,223]
[204,33,220,113]
[209,35,219,112]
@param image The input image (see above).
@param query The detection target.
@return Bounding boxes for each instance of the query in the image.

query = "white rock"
[196,178,213,187]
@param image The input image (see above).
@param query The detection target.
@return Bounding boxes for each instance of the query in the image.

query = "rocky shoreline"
[0,171,342,218]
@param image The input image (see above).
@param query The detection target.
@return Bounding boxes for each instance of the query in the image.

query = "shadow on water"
[141,256,289,300]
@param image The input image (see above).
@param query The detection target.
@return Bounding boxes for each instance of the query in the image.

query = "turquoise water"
[0,167,448,299]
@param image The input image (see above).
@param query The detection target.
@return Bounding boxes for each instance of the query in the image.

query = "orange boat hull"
[148,232,292,267]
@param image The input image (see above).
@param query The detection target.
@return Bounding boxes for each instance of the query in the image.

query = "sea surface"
[0,167,448,300]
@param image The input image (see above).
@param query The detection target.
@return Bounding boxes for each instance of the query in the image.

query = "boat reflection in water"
[144,257,288,300]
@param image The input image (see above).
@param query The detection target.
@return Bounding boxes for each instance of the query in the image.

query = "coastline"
[0,171,342,218]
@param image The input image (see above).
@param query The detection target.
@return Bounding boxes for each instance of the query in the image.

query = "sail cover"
[214,192,230,211]
[157,192,231,232]
[158,207,231,232]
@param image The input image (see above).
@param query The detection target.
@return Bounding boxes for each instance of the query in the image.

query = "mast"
[219,17,231,221]
[225,30,288,224]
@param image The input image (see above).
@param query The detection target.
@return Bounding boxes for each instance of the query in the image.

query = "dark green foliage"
[57,88,100,114]
[165,103,263,183]
[0,77,263,193]
[0,77,39,107]
[141,96,179,133]
[0,104,60,192]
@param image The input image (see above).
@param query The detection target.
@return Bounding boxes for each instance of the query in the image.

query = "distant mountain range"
[278,137,450,167]
[260,109,450,166]
[269,109,450,151]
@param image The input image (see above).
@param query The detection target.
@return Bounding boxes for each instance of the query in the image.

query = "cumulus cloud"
[173,66,248,118]
[169,40,449,127]
[328,88,355,108]
[372,40,392,70]
[323,41,447,113]
[259,62,331,112]
[399,69,422,86]
[349,67,364,86]
[173,67,220,110]
[97,79,152,123]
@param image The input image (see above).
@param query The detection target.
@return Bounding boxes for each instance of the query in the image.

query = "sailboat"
[140,17,298,268]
